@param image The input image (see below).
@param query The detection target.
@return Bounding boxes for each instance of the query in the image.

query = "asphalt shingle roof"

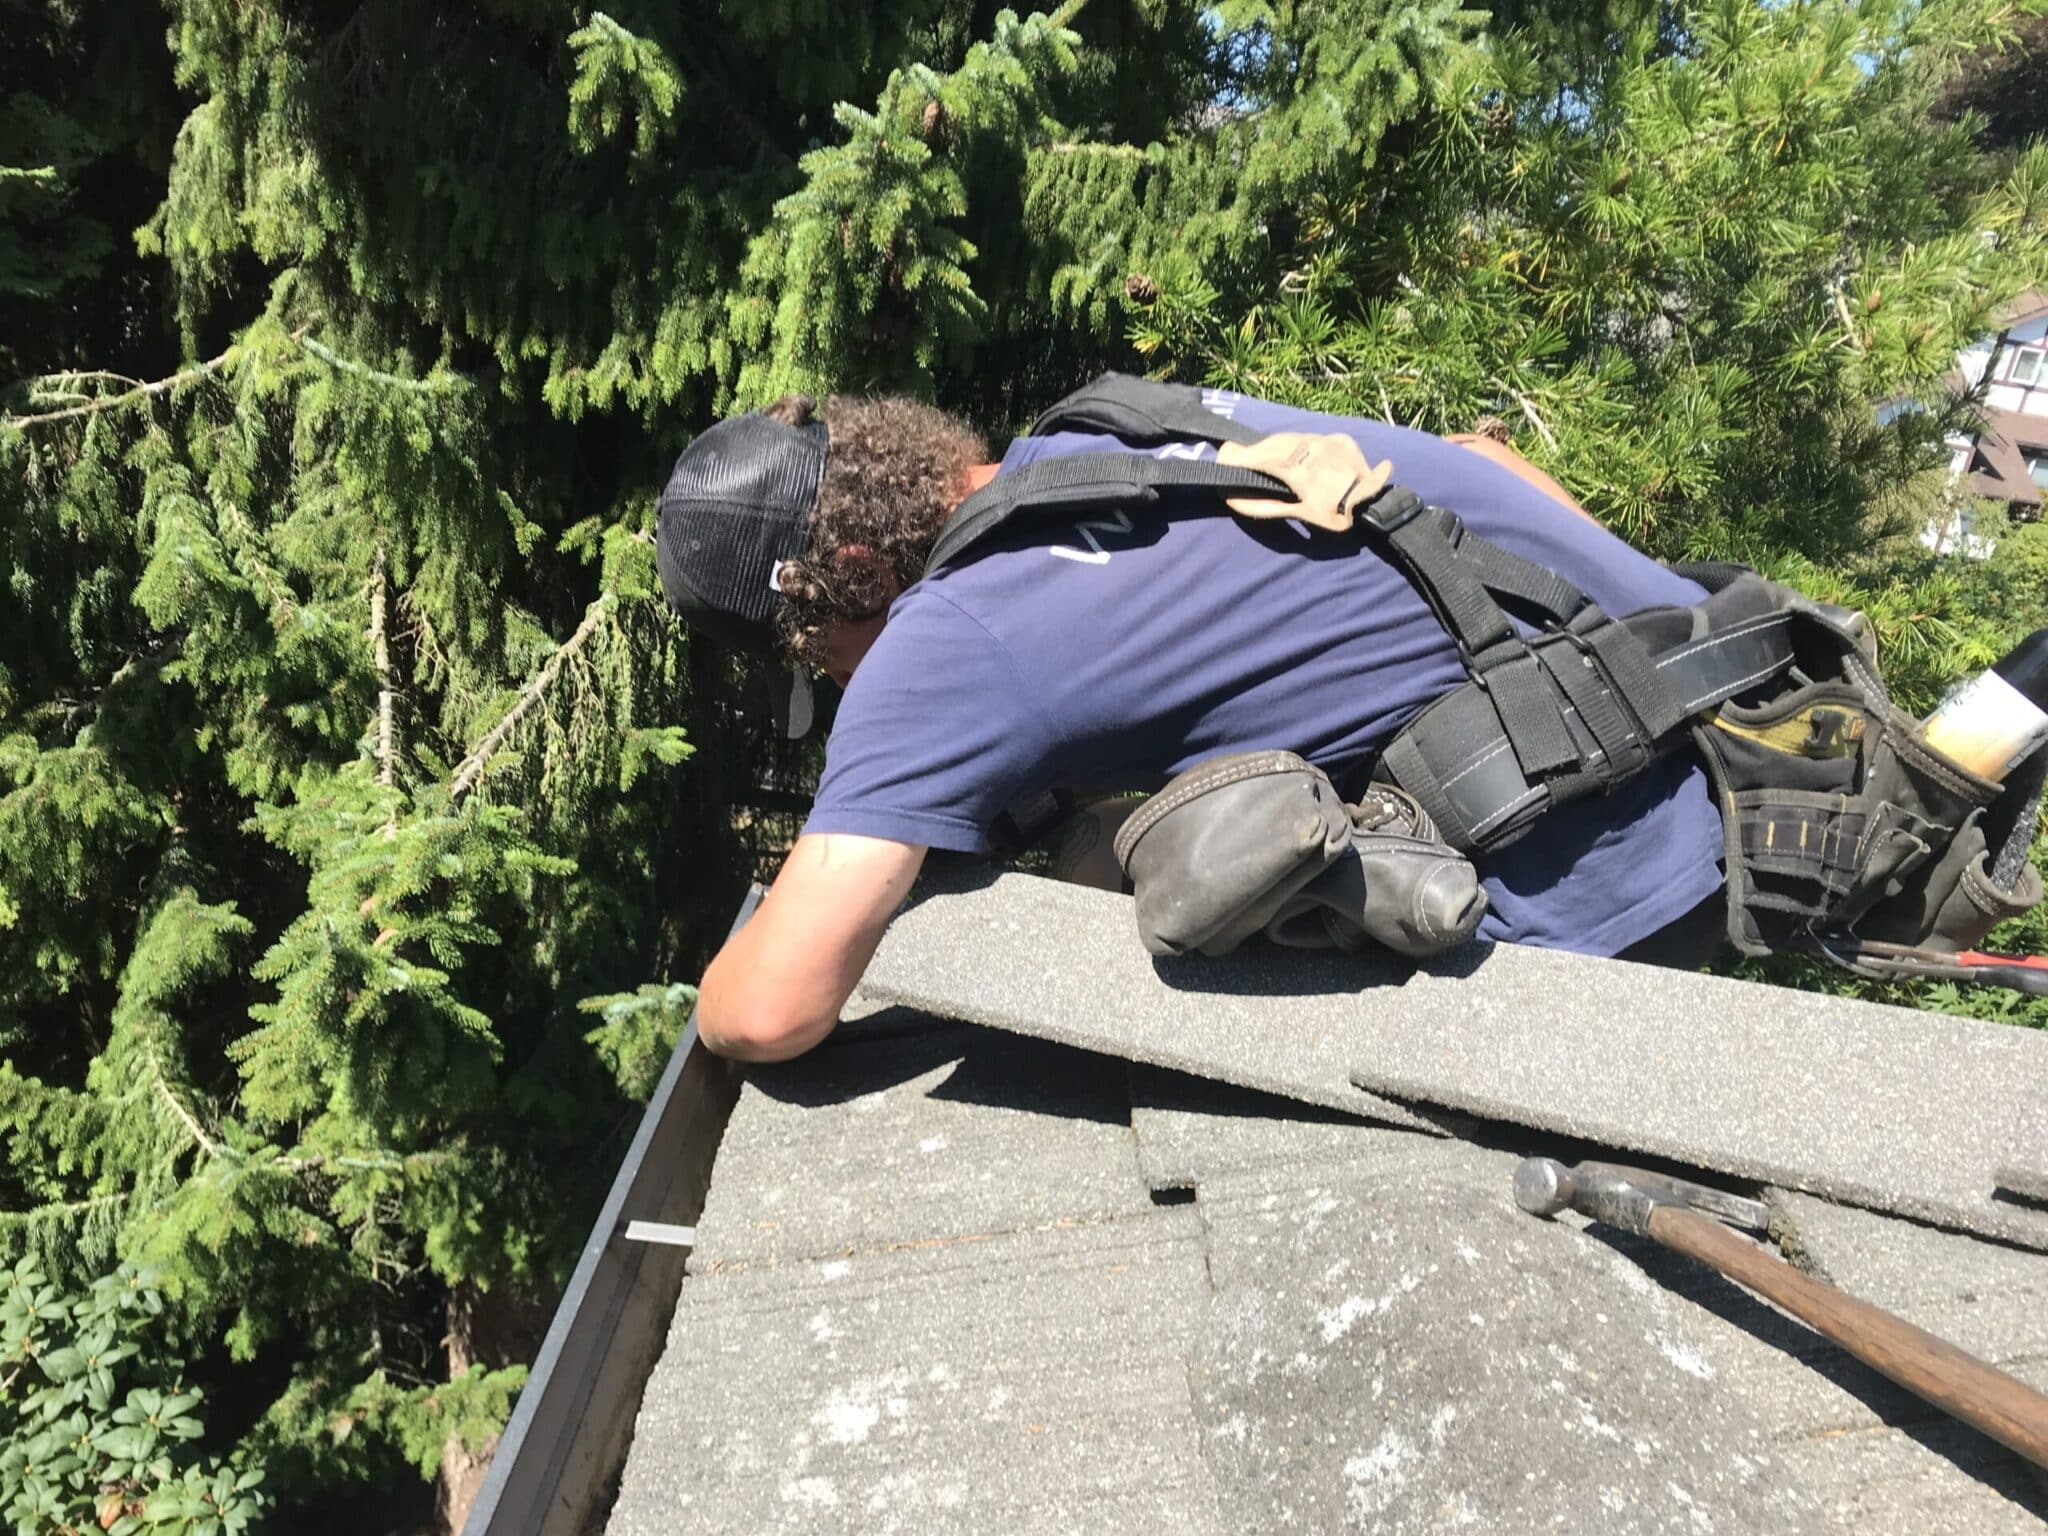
[857,867,2048,1248]
[605,872,2048,1533]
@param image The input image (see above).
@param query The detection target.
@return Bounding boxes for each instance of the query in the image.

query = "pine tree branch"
[3,346,241,428]
[1045,141,1145,158]
[298,335,464,393]
[1829,284,1869,353]
[1496,380,1560,452]
[30,369,153,397]
[146,1042,225,1162]
[370,545,398,792]
[215,498,301,625]
[272,1148,452,1174]
[0,1191,130,1231]
[449,593,614,804]
[3,327,309,429]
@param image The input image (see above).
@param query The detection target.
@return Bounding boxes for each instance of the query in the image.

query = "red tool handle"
[1957,950,2048,970]
[1953,951,2048,997]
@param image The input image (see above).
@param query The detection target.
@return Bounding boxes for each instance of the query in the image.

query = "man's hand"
[697,833,927,1062]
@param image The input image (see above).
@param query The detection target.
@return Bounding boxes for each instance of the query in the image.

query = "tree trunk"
[436,1282,554,1535]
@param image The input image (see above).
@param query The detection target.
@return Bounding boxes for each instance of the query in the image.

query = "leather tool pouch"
[1112,751,1488,959]
[1852,743,2045,957]
[1114,752,1350,957]
[1691,608,2045,959]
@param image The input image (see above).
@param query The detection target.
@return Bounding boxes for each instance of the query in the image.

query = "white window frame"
[2008,344,2046,386]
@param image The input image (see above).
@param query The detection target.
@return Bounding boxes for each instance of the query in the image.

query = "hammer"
[1514,1157,2048,1470]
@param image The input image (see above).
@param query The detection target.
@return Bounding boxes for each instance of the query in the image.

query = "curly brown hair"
[768,393,988,668]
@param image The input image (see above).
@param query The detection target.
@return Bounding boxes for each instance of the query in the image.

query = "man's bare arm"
[697,833,927,1061]
[1444,432,1601,526]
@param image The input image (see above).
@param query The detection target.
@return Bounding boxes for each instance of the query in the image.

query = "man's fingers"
[1218,433,1390,532]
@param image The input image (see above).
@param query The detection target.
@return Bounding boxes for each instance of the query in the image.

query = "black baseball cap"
[655,409,827,736]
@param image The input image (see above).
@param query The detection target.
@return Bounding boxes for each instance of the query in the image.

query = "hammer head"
[1513,1157,1770,1236]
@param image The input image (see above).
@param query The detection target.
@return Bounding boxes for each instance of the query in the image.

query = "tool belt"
[945,373,2045,970]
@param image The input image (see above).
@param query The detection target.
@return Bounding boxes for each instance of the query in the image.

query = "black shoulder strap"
[928,452,1288,573]
[1028,373,1265,447]
[929,372,1284,574]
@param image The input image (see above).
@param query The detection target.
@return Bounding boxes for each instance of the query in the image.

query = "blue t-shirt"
[804,390,1725,955]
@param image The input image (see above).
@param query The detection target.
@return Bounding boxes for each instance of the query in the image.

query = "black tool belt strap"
[928,451,1288,574]
[1359,487,1699,845]
[1381,585,1799,852]
[1026,374,1266,448]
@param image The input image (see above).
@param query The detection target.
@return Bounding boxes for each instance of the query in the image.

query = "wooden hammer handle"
[1647,1203,2048,1469]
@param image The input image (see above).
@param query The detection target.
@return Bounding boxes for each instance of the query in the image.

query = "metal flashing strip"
[462,887,759,1536]
[622,1221,698,1247]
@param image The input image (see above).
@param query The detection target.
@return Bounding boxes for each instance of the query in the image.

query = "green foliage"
[1134,0,2048,568]
[566,14,686,159]
[0,2,1196,1514]
[3,0,2045,1521]
[726,4,1089,403]
[0,1259,266,1535]
[1027,0,1485,334]
[579,983,699,1102]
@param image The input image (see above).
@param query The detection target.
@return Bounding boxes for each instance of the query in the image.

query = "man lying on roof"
[657,386,1727,1061]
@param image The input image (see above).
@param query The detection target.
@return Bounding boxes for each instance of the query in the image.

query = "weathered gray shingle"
[690,1017,1150,1267]
[609,1214,1224,1535]
[1187,1164,1824,1533]
[858,869,2048,1248]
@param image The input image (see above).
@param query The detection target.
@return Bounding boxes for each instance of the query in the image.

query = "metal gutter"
[463,886,761,1536]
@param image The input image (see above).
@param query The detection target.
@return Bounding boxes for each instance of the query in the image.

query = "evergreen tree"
[4,0,2044,1522]
[1936,11,2048,150]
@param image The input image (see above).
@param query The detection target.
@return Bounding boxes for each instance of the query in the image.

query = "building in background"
[1928,288,2048,553]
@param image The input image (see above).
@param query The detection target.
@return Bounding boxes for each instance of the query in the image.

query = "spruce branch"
[215,498,300,625]
[370,546,398,792]
[449,593,615,804]
[1046,141,1143,158]
[30,369,152,396]
[145,1041,225,1162]
[272,1149,451,1175]
[4,327,311,428]
[3,345,241,428]
[0,1191,131,1232]
[298,335,465,393]
[399,587,462,705]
